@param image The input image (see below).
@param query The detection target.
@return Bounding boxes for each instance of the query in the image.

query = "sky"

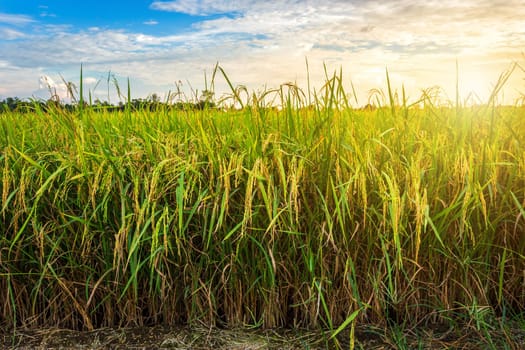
[1,0,524,106]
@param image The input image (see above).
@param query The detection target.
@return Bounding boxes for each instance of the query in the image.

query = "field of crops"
[1,71,524,347]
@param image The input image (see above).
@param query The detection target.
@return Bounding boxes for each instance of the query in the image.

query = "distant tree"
[149,93,160,103]
[8,97,19,110]
[197,89,216,109]
[0,97,33,112]
[0,91,224,113]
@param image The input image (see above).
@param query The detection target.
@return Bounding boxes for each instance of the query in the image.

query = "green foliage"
[0,69,524,346]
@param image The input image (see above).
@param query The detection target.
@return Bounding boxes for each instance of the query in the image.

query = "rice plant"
[0,66,524,347]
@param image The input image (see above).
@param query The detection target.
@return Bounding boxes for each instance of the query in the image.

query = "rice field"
[1,67,524,348]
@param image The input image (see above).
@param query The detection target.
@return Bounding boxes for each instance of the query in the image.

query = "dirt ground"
[2,324,524,349]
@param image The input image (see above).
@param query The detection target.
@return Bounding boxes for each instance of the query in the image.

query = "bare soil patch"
[2,323,524,349]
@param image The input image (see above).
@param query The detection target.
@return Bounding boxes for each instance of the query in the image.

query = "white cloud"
[37,75,106,102]
[143,20,159,25]
[39,75,57,90]
[83,77,98,85]
[0,27,26,40]
[39,12,57,18]
[150,0,252,16]
[0,13,34,25]
[38,75,70,100]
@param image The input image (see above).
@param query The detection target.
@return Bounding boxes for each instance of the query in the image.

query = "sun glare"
[458,69,495,104]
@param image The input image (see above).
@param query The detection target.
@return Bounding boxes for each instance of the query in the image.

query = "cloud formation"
[150,0,250,16]
[0,12,34,25]
[37,75,69,100]
[1,1,524,104]
[0,27,26,40]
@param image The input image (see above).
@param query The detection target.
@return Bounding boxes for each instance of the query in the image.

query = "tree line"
[0,95,217,113]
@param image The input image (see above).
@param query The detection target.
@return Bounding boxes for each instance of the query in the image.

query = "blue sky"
[1,0,524,105]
